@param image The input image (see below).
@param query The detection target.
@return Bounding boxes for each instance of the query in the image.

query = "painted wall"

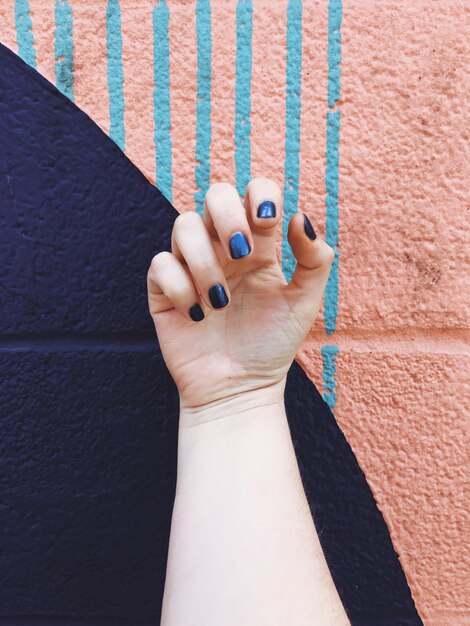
[0,1,468,624]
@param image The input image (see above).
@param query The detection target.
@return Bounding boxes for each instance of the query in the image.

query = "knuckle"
[248,176,281,197]
[323,243,335,265]
[269,180,282,198]
[165,284,185,302]
[262,176,281,190]
[173,210,201,235]
[206,181,236,203]
[150,250,172,272]
[198,257,217,275]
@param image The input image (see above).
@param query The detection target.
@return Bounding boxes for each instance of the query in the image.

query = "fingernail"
[208,284,229,309]
[303,213,317,241]
[257,201,276,218]
[189,303,205,322]
[229,231,251,259]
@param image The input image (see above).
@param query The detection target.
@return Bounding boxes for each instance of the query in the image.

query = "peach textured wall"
[1,0,469,623]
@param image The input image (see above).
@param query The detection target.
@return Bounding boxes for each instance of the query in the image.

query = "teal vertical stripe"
[153,1,173,203]
[324,109,340,335]
[194,0,212,216]
[282,0,302,281]
[15,0,36,68]
[106,0,125,151]
[327,0,342,108]
[54,0,74,100]
[322,0,342,411]
[321,345,339,409]
[234,0,253,197]
[324,0,342,335]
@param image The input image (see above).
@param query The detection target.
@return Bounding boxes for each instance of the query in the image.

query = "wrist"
[178,377,287,429]
[176,378,296,491]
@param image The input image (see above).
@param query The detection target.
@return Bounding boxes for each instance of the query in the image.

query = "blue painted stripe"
[14,0,36,68]
[54,0,74,100]
[282,0,302,282]
[153,1,173,203]
[321,345,339,409]
[234,0,253,197]
[324,0,342,335]
[322,0,343,409]
[324,109,340,335]
[194,0,212,216]
[327,0,342,108]
[106,0,125,151]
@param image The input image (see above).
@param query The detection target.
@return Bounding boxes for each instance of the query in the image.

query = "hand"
[147,178,334,414]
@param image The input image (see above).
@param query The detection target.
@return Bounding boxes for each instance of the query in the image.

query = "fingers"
[147,251,205,322]
[243,177,283,266]
[244,176,283,232]
[202,178,283,269]
[203,182,254,260]
[286,212,335,315]
[171,211,231,310]
[148,178,318,326]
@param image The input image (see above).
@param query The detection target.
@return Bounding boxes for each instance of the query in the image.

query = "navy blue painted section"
[0,44,421,625]
[1,349,178,617]
[0,45,174,335]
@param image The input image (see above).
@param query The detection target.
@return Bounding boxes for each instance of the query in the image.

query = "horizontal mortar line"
[0,331,159,353]
[0,618,422,626]
[308,327,470,355]
[0,328,468,355]
[0,617,158,626]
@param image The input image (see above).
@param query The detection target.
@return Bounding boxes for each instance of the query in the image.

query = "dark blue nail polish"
[303,213,317,241]
[208,284,229,308]
[257,200,276,218]
[189,303,204,322]
[229,231,251,259]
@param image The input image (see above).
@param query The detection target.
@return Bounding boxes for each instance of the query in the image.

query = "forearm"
[161,383,350,626]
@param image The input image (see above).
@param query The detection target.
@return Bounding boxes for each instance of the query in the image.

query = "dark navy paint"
[257,200,276,218]
[0,44,422,625]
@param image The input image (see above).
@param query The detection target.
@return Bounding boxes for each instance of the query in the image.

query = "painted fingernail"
[257,200,276,218]
[189,303,205,322]
[229,231,251,259]
[208,284,229,309]
[303,213,317,241]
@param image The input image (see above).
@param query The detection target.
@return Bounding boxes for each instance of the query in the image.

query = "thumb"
[285,212,335,319]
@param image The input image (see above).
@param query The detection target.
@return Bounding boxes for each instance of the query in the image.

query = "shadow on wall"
[0,44,422,626]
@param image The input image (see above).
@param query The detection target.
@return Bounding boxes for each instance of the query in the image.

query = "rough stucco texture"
[0,42,423,625]
[0,1,469,624]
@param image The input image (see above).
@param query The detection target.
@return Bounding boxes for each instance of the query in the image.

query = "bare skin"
[148,178,350,626]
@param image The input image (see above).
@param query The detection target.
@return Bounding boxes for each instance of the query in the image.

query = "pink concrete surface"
[335,350,469,625]
[210,0,237,184]
[338,0,469,333]
[29,0,57,86]
[121,0,155,184]
[301,6,470,622]
[168,1,197,211]
[72,0,110,136]
[297,0,329,322]
[1,1,469,623]
[0,1,16,52]
[250,0,287,267]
